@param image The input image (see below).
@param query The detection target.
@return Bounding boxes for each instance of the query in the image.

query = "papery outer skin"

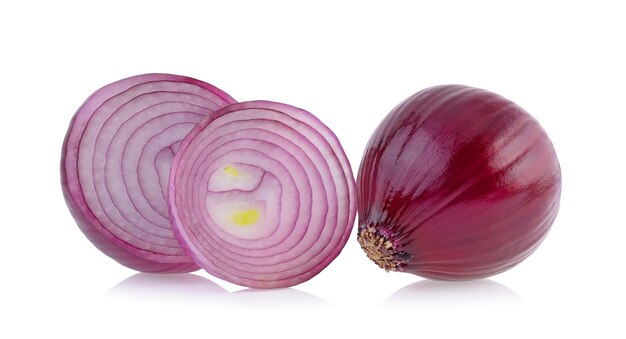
[169,100,356,288]
[61,74,236,273]
[357,85,561,280]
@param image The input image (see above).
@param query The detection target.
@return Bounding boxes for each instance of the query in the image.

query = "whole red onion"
[357,85,561,280]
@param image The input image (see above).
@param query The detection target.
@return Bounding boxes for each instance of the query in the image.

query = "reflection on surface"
[228,288,332,309]
[107,273,332,309]
[107,273,228,304]
[383,279,523,309]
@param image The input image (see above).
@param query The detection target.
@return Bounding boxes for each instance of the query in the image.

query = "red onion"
[169,101,356,288]
[61,74,236,273]
[357,85,561,280]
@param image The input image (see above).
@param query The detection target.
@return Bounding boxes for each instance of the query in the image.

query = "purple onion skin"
[357,85,561,280]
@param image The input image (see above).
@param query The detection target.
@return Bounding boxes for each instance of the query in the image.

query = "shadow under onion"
[382,279,523,309]
[106,273,228,304]
[107,273,332,309]
[227,287,333,309]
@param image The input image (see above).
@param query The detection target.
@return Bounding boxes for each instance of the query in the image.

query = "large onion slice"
[61,74,236,273]
[169,101,356,288]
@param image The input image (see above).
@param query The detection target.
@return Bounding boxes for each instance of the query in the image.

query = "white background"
[1,1,624,338]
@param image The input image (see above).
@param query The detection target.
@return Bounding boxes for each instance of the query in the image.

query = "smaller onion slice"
[169,101,356,288]
[61,74,236,273]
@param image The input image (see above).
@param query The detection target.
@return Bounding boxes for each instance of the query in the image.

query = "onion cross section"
[169,101,356,288]
[61,73,236,273]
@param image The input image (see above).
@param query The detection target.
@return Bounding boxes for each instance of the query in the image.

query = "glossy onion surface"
[357,85,561,280]
[61,74,236,273]
[169,101,356,288]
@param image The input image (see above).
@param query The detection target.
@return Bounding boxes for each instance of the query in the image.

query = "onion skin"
[169,100,356,288]
[357,85,561,280]
[61,74,235,273]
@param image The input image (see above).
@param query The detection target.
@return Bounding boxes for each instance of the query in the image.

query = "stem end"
[357,226,411,272]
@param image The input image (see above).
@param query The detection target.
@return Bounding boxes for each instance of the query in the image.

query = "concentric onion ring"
[169,101,356,288]
[61,74,236,273]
